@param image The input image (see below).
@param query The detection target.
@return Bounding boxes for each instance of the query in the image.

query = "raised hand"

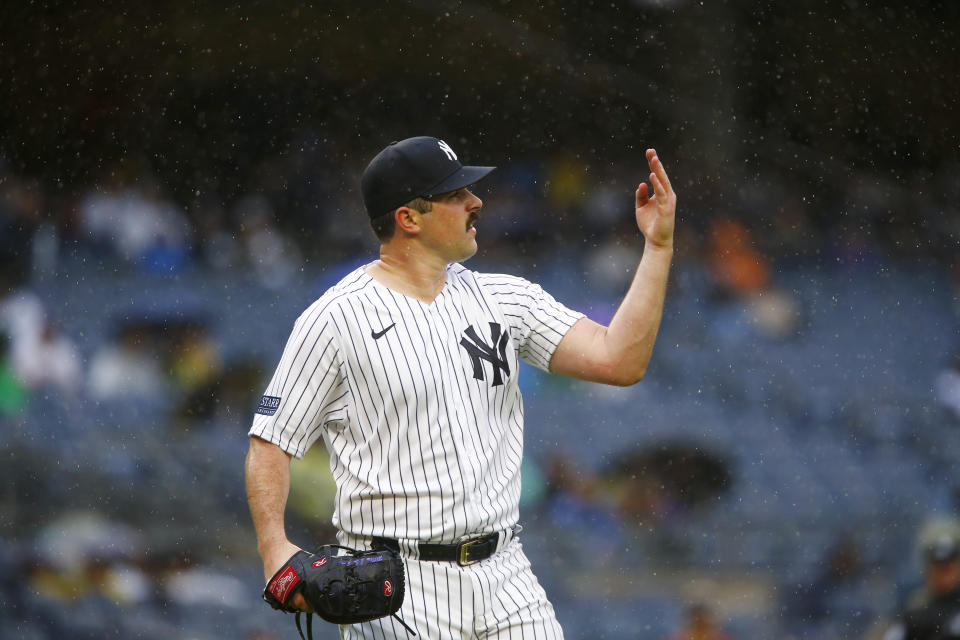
[634,149,676,249]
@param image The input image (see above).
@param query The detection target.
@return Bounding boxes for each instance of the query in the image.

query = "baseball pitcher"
[245,136,676,639]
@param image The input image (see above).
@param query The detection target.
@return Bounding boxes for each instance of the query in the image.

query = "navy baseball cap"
[360,136,496,218]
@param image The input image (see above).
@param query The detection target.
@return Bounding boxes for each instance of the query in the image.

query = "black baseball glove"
[263,545,414,638]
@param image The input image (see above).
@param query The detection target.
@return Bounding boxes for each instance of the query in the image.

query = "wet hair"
[369,197,433,242]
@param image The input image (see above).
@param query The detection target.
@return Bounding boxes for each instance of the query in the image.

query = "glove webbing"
[294,611,416,639]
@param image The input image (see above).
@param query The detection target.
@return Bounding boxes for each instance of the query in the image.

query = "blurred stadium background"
[1,1,959,639]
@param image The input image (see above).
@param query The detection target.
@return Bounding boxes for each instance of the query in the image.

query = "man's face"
[418,187,483,263]
[927,559,960,595]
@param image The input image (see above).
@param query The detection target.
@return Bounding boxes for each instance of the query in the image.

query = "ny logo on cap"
[437,139,458,162]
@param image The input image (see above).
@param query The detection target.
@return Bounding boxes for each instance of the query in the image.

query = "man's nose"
[466,189,483,211]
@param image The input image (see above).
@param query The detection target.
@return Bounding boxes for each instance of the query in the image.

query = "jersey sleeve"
[477,273,585,372]
[249,302,349,458]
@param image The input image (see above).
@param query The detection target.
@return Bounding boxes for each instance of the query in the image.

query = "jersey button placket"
[437,292,484,533]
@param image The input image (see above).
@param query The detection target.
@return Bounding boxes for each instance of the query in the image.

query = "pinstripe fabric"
[250,263,583,544]
[339,537,564,640]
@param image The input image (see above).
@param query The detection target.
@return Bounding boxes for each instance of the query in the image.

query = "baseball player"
[245,136,676,638]
[884,535,960,640]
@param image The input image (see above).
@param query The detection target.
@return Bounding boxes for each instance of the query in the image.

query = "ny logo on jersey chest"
[459,322,510,386]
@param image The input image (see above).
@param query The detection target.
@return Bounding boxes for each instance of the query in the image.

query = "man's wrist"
[258,535,291,558]
[644,240,674,253]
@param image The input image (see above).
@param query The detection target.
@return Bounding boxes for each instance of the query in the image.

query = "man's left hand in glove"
[263,545,414,638]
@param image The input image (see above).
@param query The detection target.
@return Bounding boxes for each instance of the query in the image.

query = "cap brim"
[423,165,496,197]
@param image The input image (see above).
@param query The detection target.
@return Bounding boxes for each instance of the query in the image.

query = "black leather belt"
[371,532,500,566]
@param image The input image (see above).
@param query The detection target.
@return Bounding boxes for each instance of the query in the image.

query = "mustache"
[467,214,479,230]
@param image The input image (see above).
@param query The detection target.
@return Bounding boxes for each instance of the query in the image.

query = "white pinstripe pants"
[338,537,564,640]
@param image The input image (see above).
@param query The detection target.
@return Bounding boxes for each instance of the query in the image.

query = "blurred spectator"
[91,557,153,606]
[161,558,249,609]
[917,486,960,571]
[540,452,619,533]
[935,355,960,423]
[743,287,802,341]
[232,194,302,290]
[0,288,81,396]
[523,452,626,570]
[613,470,676,529]
[0,172,44,278]
[27,551,151,609]
[0,332,27,414]
[661,603,736,640]
[705,215,802,341]
[544,152,588,216]
[88,320,169,401]
[585,227,646,298]
[884,535,960,640]
[912,506,960,608]
[707,216,770,299]
[34,511,141,576]
[475,177,547,253]
[286,445,339,542]
[27,554,86,602]
[583,168,636,234]
[607,442,732,523]
[25,510,148,632]
[15,318,81,395]
[166,319,223,396]
[737,177,820,264]
[192,195,242,272]
[175,356,265,424]
[789,536,877,637]
[79,159,193,268]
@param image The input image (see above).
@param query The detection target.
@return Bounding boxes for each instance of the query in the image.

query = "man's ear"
[394,207,422,235]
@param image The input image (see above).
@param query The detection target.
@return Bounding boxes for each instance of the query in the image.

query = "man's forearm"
[602,242,673,383]
[245,437,295,570]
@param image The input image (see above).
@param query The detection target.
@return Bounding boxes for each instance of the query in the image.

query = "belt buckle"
[457,538,482,566]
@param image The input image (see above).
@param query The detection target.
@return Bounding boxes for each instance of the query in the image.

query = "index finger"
[646,149,673,194]
[635,182,650,208]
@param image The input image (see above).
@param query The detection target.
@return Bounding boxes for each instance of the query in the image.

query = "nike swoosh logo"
[371,323,396,340]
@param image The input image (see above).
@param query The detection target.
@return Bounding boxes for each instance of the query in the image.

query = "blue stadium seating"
[4,256,957,640]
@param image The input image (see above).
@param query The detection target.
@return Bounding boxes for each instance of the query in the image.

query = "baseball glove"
[263,545,414,638]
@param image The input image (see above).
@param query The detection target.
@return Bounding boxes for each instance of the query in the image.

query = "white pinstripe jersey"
[249,263,583,543]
